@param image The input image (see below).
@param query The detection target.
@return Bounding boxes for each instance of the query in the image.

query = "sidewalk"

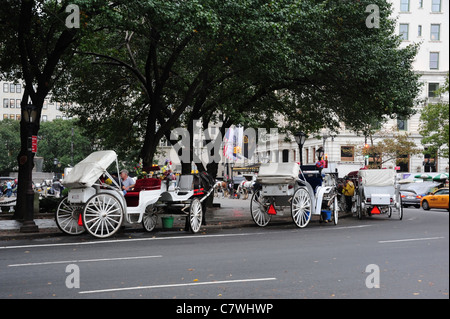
[0,197,338,240]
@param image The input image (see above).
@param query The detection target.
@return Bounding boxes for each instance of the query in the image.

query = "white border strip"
[79,277,277,295]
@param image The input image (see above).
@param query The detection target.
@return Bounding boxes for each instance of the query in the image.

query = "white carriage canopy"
[257,163,300,184]
[358,169,396,187]
[63,151,118,188]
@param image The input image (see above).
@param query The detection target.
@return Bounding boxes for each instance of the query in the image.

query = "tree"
[420,75,449,160]
[0,119,20,174]
[0,0,110,219]
[54,0,420,175]
[361,130,422,169]
[37,119,93,172]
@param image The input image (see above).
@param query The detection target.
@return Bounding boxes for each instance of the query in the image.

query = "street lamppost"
[317,147,324,161]
[20,103,39,233]
[294,131,307,166]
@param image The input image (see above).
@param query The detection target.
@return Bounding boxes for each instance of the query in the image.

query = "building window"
[430,24,440,41]
[399,24,409,40]
[432,0,441,12]
[15,84,21,93]
[418,25,422,37]
[419,0,423,8]
[397,117,408,131]
[400,0,410,12]
[429,52,439,70]
[282,150,289,163]
[16,99,21,108]
[10,99,15,108]
[3,98,9,108]
[42,115,48,122]
[341,146,355,162]
[3,83,8,93]
[428,83,440,98]
[9,83,15,93]
[3,114,8,120]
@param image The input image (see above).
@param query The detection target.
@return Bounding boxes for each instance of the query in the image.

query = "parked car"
[421,188,449,211]
[401,181,440,198]
[400,190,421,208]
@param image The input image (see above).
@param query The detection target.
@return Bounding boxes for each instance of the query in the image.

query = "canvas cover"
[358,169,396,187]
[63,151,118,188]
[257,163,299,184]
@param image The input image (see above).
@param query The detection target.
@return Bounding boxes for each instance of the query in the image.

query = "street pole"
[20,104,39,233]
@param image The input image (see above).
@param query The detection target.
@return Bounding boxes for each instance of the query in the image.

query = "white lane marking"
[378,237,445,244]
[0,233,264,250]
[8,255,162,267]
[0,225,374,250]
[320,225,372,230]
[79,277,277,295]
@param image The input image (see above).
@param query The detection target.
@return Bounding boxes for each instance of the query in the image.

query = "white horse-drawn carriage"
[355,169,403,220]
[55,151,214,238]
[250,163,339,228]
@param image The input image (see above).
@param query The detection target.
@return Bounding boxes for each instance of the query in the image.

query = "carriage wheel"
[142,204,158,232]
[396,199,403,220]
[55,197,86,236]
[291,188,312,228]
[332,196,339,225]
[356,194,363,220]
[189,198,203,233]
[250,190,271,227]
[83,194,123,238]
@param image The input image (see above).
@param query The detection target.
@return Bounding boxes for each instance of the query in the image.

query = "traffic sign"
[31,135,37,153]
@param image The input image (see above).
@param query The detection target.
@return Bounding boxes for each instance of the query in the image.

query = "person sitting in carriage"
[120,169,135,195]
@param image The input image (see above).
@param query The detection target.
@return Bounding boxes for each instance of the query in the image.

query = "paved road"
[0,207,448,300]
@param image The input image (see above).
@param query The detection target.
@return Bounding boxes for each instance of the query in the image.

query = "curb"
[0,213,354,241]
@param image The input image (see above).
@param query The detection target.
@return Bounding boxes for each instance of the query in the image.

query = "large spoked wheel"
[142,204,158,232]
[332,196,339,225]
[291,187,312,228]
[396,198,403,220]
[250,190,271,227]
[356,194,363,220]
[55,197,86,236]
[189,198,203,233]
[83,194,124,238]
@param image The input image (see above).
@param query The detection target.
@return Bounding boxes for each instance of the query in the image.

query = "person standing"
[6,180,12,198]
[342,178,355,213]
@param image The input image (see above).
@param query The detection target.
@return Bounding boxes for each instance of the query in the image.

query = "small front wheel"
[55,197,85,236]
[250,190,271,227]
[189,198,203,233]
[142,205,158,232]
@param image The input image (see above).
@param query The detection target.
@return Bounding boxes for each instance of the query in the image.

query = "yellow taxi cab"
[421,188,449,211]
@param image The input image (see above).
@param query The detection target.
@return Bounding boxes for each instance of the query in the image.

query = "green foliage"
[420,75,449,159]
[362,132,422,169]
[5,0,421,168]
[0,119,20,173]
[37,119,93,171]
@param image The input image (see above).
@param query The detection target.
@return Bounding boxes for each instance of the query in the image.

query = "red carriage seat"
[125,178,161,207]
